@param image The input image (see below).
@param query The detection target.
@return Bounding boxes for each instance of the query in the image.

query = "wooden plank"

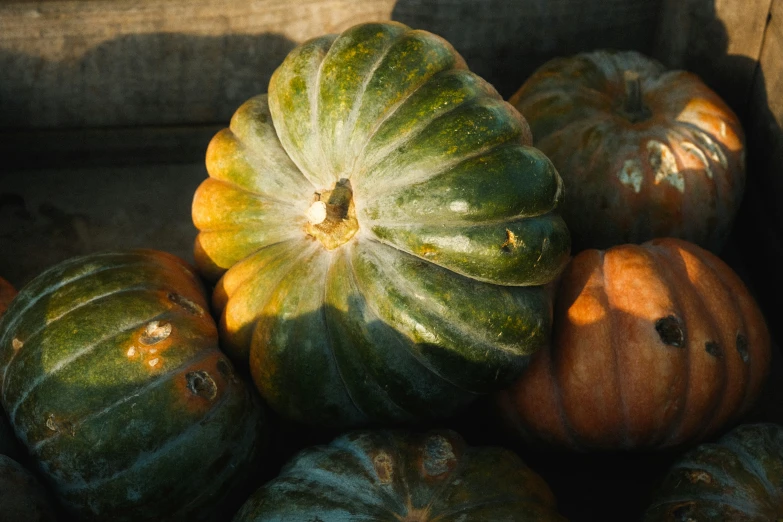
[739,0,783,344]
[0,0,396,129]
[0,0,663,130]
[392,0,663,99]
[653,0,773,118]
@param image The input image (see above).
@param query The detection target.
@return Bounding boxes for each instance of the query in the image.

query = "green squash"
[645,423,783,521]
[0,454,58,522]
[192,21,570,427]
[233,429,567,521]
[0,250,266,521]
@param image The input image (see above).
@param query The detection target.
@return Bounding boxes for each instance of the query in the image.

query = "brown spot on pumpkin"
[705,341,721,357]
[655,316,685,347]
[501,229,524,252]
[736,333,749,363]
[687,470,713,484]
[421,435,457,477]
[140,321,172,345]
[167,293,204,316]
[373,451,393,484]
[186,371,218,401]
[45,414,75,436]
[11,338,22,350]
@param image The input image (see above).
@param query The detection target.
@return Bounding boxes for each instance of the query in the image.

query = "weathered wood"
[0,0,663,130]
[653,0,773,117]
[0,0,397,129]
[739,0,783,343]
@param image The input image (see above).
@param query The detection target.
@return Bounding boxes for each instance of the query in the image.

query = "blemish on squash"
[126,346,137,358]
[692,130,727,168]
[618,159,643,193]
[655,316,685,347]
[501,229,524,252]
[373,451,394,484]
[45,414,75,436]
[680,141,713,179]
[705,341,721,358]
[186,370,218,401]
[648,140,684,193]
[11,338,22,350]
[140,321,172,345]
[736,333,749,363]
[167,292,204,316]
[421,435,456,477]
[687,470,712,484]
[148,358,160,368]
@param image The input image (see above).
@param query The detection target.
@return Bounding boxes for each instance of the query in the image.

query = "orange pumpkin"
[497,238,771,450]
[510,50,745,252]
[0,278,15,318]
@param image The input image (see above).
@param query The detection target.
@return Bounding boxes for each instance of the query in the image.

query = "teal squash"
[233,429,567,521]
[645,423,783,521]
[0,454,58,522]
[192,21,570,427]
[0,250,266,521]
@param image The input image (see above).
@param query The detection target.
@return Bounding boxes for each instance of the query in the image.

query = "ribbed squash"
[511,50,745,252]
[0,454,58,522]
[233,429,567,521]
[498,238,770,450]
[645,423,783,521]
[0,250,265,521]
[192,21,570,427]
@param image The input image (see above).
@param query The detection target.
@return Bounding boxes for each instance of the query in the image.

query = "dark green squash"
[192,21,570,427]
[644,423,783,521]
[0,250,266,521]
[233,429,567,521]
[0,454,58,522]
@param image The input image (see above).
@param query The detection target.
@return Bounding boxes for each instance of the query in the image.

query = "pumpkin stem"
[305,178,360,250]
[622,70,652,123]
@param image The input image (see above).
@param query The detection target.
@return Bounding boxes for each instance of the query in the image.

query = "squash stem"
[622,70,651,123]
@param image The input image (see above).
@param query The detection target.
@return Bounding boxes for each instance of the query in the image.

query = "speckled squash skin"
[0,250,266,521]
[192,22,570,427]
[233,429,567,521]
[497,238,770,451]
[0,454,58,522]
[510,50,745,252]
[644,423,783,521]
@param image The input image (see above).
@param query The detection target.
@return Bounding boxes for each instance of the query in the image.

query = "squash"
[0,250,266,521]
[192,22,570,427]
[233,429,567,521]
[497,238,770,450]
[0,454,58,522]
[510,50,745,252]
[644,423,783,521]
[0,277,15,318]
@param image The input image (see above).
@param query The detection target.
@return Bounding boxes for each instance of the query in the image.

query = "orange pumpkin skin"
[0,278,15,318]
[497,238,770,451]
[510,50,745,252]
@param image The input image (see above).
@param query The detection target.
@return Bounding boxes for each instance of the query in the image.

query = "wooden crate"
[1,1,781,521]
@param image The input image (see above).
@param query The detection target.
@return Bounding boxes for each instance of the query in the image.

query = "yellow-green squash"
[192,21,570,427]
[0,250,266,521]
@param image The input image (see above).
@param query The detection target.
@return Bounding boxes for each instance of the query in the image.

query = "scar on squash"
[501,229,524,252]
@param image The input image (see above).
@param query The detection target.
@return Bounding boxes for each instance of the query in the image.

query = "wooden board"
[653,0,773,118]
[0,0,663,130]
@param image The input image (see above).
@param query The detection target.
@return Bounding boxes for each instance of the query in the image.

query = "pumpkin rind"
[510,50,745,252]
[0,454,58,522]
[192,22,570,427]
[233,429,567,521]
[644,423,783,521]
[0,250,266,521]
[497,238,771,450]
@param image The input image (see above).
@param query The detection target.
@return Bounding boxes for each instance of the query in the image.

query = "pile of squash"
[0,21,779,522]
